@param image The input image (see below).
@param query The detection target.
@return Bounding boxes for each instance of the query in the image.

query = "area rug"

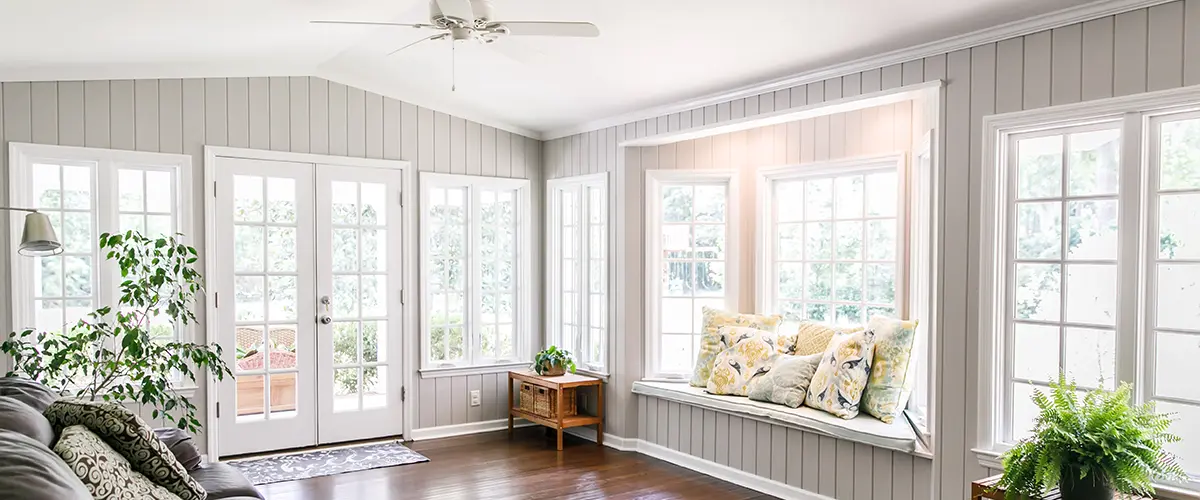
[227,441,430,485]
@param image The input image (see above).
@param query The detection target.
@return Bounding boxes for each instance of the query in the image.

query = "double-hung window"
[8,143,192,350]
[546,174,608,374]
[420,173,531,372]
[645,170,739,380]
[980,97,1200,484]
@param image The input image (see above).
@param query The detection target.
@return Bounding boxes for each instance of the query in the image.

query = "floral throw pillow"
[53,425,182,500]
[747,353,823,408]
[706,328,777,396]
[44,400,204,500]
[689,307,782,388]
[860,316,920,423]
[804,329,877,419]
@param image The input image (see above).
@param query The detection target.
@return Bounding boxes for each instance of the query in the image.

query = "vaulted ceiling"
[0,0,1096,137]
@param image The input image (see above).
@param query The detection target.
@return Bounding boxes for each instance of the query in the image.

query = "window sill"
[973,448,1200,499]
[419,362,531,379]
[632,381,925,456]
[575,369,610,381]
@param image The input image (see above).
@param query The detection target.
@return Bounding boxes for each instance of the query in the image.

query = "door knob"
[319,296,332,305]
[319,315,333,325]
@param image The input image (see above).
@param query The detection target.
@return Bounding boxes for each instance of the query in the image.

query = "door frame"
[203,146,416,460]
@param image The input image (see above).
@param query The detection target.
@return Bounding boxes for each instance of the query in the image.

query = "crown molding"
[0,60,318,83]
[541,0,1174,140]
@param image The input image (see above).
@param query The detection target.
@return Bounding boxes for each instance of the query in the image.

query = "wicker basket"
[519,383,577,419]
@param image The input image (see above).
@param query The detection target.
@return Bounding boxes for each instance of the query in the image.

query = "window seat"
[632,381,919,454]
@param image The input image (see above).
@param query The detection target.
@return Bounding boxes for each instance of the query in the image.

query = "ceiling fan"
[312,0,599,90]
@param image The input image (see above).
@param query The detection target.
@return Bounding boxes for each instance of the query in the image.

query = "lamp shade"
[19,212,62,256]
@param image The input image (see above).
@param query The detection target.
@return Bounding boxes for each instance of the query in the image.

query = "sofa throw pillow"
[706,328,777,396]
[689,307,782,387]
[804,329,877,419]
[0,396,55,446]
[747,353,823,408]
[0,376,60,412]
[860,316,920,423]
[0,429,92,500]
[153,428,202,471]
[54,425,182,500]
[43,400,205,500]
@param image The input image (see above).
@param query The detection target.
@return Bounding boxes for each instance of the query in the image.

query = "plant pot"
[1059,467,1113,500]
[539,362,565,376]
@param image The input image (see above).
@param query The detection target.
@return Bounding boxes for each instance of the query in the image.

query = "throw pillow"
[53,425,182,500]
[860,316,920,423]
[747,353,823,408]
[777,322,865,356]
[153,428,202,471]
[0,429,91,500]
[689,307,782,388]
[0,376,60,412]
[0,396,55,446]
[706,328,776,396]
[804,329,877,419]
[43,399,205,500]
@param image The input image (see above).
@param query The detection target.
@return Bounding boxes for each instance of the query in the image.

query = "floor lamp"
[2,207,62,256]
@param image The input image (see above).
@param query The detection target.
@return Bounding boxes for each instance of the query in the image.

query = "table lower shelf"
[510,407,602,430]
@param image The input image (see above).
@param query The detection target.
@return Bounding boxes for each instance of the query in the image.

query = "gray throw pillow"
[747,353,823,408]
[44,399,205,500]
[0,396,54,446]
[54,425,181,500]
[154,428,202,471]
[0,429,92,500]
[0,377,59,412]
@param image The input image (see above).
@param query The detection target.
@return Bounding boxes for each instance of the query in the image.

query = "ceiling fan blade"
[497,21,599,37]
[388,33,448,56]
[311,20,437,29]
[435,0,475,22]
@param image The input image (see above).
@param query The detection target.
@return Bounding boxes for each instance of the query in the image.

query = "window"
[645,170,739,379]
[420,173,531,371]
[980,96,1200,484]
[907,133,937,440]
[757,155,906,330]
[547,173,608,374]
[8,143,192,345]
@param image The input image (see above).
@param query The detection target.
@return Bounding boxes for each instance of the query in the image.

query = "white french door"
[212,156,405,456]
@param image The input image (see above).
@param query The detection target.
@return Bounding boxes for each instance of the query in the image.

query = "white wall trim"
[542,0,1173,140]
[563,426,637,452]
[408,418,535,441]
[635,439,833,500]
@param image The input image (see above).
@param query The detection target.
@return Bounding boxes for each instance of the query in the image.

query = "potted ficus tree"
[997,374,1187,500]
[532,345,576,376]
[2,232,232,433]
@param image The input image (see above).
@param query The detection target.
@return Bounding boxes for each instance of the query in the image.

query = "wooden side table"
[971,475,1150,500]
[508,370,603,451]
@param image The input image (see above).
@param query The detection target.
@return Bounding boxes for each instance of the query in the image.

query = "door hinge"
[213,292,219,308]
[399,288,405,306]
[399,190,404,207]
[216,402,221,419]
[213,181,217,197]
[401,386,406,402]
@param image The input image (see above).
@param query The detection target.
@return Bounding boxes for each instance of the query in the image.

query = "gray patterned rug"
[227,441,430,485]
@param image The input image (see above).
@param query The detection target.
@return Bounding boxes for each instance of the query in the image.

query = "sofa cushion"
[860,316,920,423]
[689,307,782,388]
[44,399,205,500]
[0,396,54,446]
[0,429,91,500]
[54,425,181,500]
[154,428,202,471]
[805,329,877,419]
[747,353,823,408]
[0,376,59,412]
[706,327,776,396]
[190,462,265,499]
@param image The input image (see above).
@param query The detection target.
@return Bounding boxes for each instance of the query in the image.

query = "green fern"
[997,374,1188,498]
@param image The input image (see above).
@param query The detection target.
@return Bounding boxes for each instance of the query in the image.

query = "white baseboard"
[408,418,534,441]
[634,439,833,500]
[562,426,638,452]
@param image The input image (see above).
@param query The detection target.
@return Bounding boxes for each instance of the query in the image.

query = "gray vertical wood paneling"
[84,81,110,148]
[365,91,383,159]
[854,442,874,500]
[347,86,366,157]
[818,436,837,497]
[1114,9,1150,96]
[1051,25,1083,105]
[308,78,328,154]
[327,82,348,156]
[159,79,183,154]
[1187,0,1200,85]
[57,82,84,147]
[248,77,270,150]
[384,97,401,161]
[289,77,310,154]
[133,80,158,151]
[110,81,134,150]
[451,376,467,425]
[1022,31,1052,109]
[1082,17,1116,101]
[996,38,1024,114]
[227,78,249,148]
[204,79,227,148]
[268,77,290,151]
[1149,1,1186,91]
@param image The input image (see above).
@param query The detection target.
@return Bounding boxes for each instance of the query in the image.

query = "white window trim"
[906,130,939,446]
[644,169,741,381]
[976,85,1200,491]
[8,142,195,344]
[418,172,533,375]
[754,152,908,320]
[546,172,610,375]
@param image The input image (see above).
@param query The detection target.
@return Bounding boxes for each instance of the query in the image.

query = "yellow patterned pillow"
[778,321,864,356]
[706,328,777,396]
[688,307,782,387]
[804,329,877,419]
[860,316,920,423]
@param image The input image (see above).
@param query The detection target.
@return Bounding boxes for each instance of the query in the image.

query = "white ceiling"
[0,0,1098,137]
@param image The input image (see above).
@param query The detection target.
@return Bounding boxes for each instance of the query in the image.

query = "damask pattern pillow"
[860,316,920,423]
[689,307,782,388]
[804,329,877,419]
[747,353,823,408]
[54,425,182,500]
[43,400,204,500]
[706,328,776,396]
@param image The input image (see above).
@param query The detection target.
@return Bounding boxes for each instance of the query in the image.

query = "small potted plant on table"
[997,374,1187,500]
[532,346,576,376]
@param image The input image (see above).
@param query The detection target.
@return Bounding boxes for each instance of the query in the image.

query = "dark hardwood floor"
[256,427,778,500]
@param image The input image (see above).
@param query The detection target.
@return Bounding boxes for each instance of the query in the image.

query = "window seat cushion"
[632,380,918,454]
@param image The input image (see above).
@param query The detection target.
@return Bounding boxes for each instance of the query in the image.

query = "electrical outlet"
[469,389,481,407]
